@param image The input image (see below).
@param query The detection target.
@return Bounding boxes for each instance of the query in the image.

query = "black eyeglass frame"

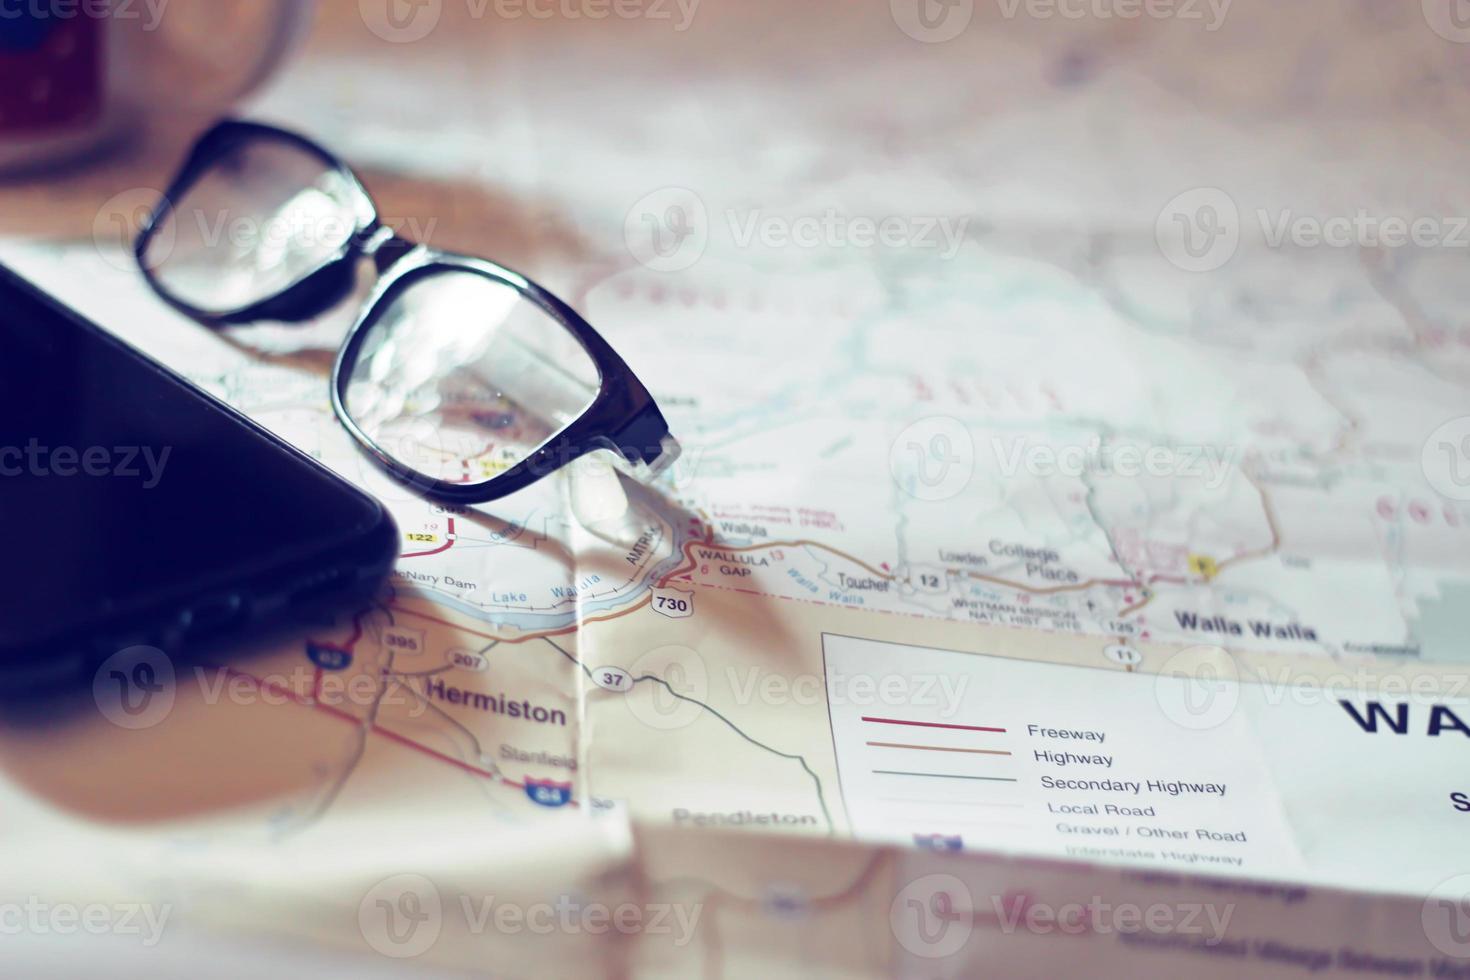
[134,119,678,506]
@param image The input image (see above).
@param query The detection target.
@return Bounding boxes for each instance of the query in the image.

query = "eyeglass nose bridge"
[355,226,421,274]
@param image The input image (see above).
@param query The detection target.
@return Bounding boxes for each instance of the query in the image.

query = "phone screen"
[0,266,386,650]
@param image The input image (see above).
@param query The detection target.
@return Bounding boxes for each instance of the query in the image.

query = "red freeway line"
[861,716,1006,733]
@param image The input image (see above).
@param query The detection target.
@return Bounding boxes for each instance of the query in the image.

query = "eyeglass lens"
[341,269,602,486]
[142,136,361,315]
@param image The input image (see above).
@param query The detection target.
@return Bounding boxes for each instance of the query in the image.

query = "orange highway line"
[669,534,1147,599]
[665,536,893,583]
[957,569,1124,595]
[1118,593,1153,618]
[866,741,1011,756]
[1215,467,1282,574]
[1118,466,1281,619]
[219,666,519,789]
[387,593,653,644]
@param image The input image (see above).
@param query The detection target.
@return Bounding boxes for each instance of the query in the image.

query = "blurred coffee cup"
[0,0,314,175]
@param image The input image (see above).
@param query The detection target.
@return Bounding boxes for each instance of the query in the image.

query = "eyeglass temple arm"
[605,405,681,479]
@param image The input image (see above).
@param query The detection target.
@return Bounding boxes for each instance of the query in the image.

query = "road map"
[5,3,1470,974]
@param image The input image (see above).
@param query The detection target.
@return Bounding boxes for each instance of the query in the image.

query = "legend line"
[872,770,1019,782]
[880,798,1028,809]
[867,741,1012,756]
[861,716,1006,733]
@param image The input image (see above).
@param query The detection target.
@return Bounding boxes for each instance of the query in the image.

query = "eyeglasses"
[134,119,681,506]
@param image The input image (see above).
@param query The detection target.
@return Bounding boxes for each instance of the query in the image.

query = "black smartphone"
[0,262,398,691]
